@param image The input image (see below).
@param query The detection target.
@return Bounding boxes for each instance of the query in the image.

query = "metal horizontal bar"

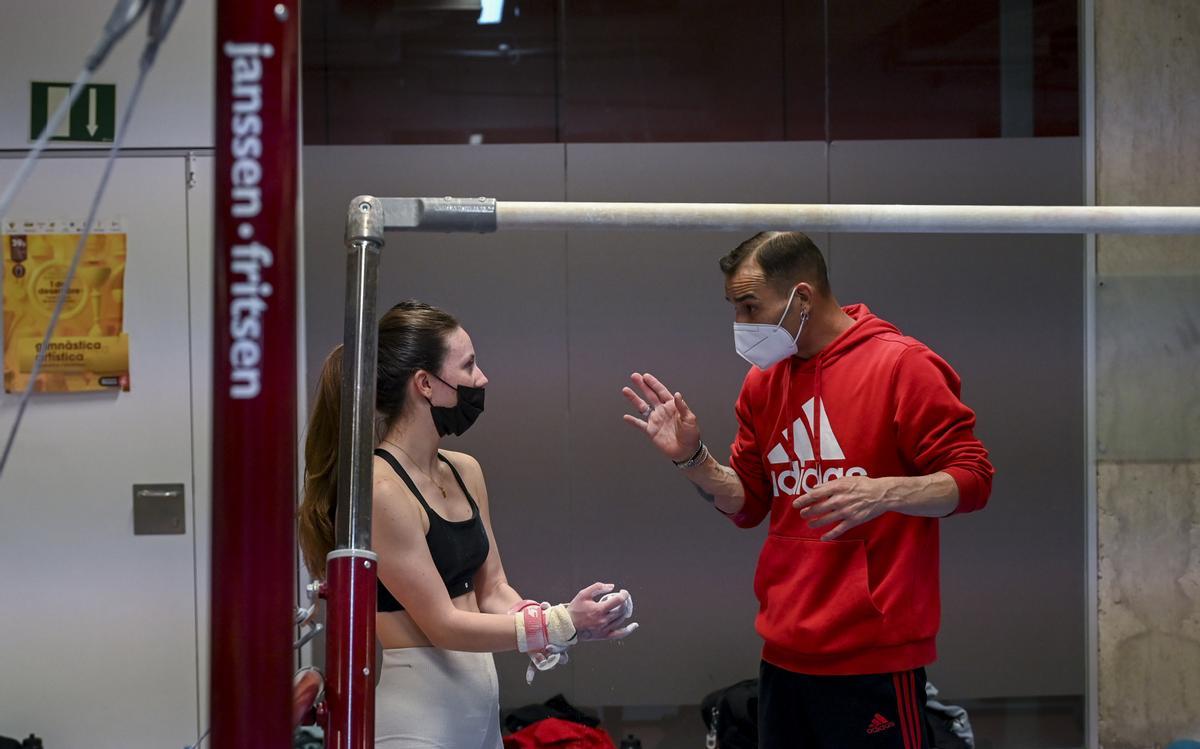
[496,202,1200,234]
[377,197,1200,235]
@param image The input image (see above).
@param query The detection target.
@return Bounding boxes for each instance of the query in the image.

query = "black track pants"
[758,660,933,749]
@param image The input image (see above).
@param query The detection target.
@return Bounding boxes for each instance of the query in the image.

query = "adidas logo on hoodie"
[766,397,869,497]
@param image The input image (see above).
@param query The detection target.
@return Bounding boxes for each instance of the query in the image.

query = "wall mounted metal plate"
[133,483,186,535]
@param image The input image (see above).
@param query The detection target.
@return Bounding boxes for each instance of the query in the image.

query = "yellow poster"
[3,219,130,393]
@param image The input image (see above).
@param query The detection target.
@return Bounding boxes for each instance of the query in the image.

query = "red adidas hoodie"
[727,304,993,676]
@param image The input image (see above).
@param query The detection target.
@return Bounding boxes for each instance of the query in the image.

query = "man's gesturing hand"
[621,372,702,462]
[792,475,895,541]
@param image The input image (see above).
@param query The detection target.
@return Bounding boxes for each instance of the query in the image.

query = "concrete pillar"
[1095,1,1200,747]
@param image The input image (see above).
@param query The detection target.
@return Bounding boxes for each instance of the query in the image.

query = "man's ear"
[793,282,816,310]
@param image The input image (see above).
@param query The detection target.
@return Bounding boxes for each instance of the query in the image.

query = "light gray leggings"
[375,646,503,749]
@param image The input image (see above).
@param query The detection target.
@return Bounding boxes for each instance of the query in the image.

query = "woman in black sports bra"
[298,301,637,749]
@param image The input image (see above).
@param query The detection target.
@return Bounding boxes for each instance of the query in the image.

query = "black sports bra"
[372,449,490,613]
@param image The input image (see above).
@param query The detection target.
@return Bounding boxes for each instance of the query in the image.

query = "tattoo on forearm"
[694,485,717,504]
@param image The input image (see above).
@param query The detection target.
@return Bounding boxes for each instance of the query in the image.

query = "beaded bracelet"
[672,441,708,470]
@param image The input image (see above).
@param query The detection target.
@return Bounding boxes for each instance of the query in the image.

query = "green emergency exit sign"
[30,82,116,142]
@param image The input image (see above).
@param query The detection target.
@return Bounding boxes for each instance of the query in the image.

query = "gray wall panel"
[302,145,576,701]
[830,138,1086,698]
[563,142,829,706]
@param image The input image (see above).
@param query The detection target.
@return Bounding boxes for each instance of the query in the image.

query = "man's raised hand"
[621,372,701,462]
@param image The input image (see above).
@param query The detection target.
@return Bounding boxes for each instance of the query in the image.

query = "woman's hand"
[567,582,636,640]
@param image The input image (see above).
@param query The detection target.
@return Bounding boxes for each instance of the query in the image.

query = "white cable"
[0,65,150,478]
[0,0,180,480]
[185,727,210,749]
[0,70,94,225]
[0,2,202,745]
[0,0,153,228]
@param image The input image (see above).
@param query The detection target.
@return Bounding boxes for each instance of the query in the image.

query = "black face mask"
[428,373,485,437]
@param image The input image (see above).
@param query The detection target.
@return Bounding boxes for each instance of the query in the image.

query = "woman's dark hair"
[298,300,459,578]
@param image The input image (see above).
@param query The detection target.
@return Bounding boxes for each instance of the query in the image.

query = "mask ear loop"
[429,372,459,392]
[418,372,446,430]
[775,285,800,327]
[425,372,463,415]
[780,284,808,346]
[791,309,809,345]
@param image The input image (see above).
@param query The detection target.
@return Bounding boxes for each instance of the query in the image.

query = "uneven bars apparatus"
[312,195,1200,748]
[203,4,1200,741]
[204,9,1196,745]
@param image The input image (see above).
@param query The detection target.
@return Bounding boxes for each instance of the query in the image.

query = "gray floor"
[588,696,1084,749]
[297,695,1086,748]
[964,697,1085,749]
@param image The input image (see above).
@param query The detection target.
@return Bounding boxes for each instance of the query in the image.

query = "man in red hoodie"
[622,231,993,749]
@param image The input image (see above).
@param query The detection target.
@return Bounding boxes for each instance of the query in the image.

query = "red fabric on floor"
[502,717,617,749]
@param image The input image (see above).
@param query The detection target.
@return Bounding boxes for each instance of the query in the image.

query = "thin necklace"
[381,438,447,499]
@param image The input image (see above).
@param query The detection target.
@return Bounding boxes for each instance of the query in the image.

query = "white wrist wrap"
[513,602,576,653]
[543,604,576,648]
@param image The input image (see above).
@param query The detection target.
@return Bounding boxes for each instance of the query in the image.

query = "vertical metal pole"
[211,1,300,747]
[324,197,385,749]
[1081,0,1100,746]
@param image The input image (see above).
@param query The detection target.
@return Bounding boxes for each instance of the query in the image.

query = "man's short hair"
[719,231,830,294]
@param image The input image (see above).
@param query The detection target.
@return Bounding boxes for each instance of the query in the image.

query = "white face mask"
[734,286,808,370]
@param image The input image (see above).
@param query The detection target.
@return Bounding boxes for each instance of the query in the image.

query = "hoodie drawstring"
[813,355,824,483]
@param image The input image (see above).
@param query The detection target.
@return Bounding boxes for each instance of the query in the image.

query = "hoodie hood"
[804,303,902,369]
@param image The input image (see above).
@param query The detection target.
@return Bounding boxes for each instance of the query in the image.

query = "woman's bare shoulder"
[438,450,486,497]
[372,456,425,529]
